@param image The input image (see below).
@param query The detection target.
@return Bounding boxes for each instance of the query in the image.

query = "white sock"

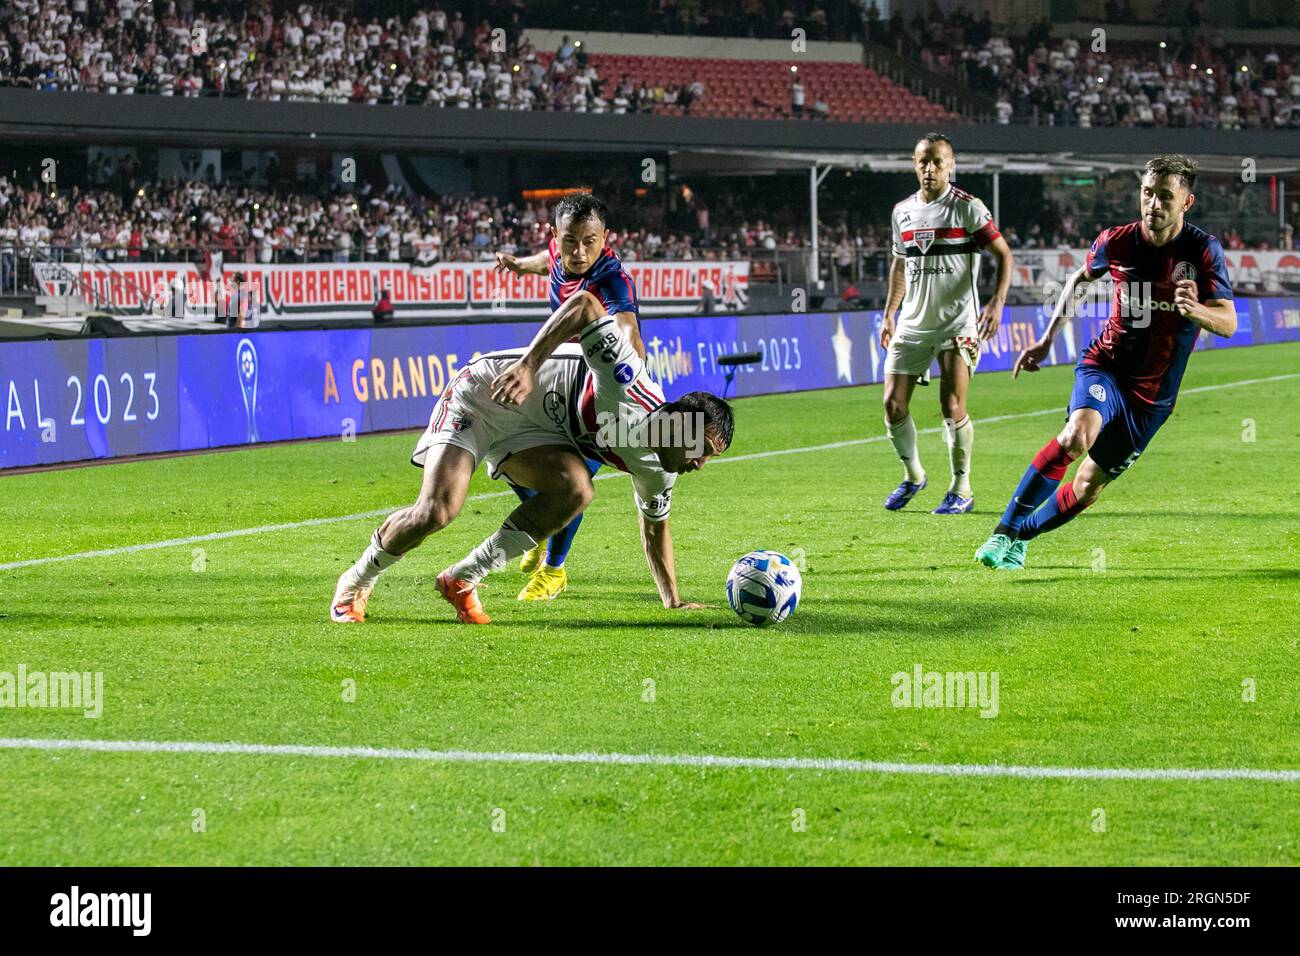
[945,415,973,497]
[886,414,925,483]
[350,529,402,588]
[448,519,537,585]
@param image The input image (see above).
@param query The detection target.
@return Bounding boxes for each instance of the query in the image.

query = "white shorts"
[884,330,982,378]
[410,361,574,480]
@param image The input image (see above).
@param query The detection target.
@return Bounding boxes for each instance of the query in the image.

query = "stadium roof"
[670,149,1300,177]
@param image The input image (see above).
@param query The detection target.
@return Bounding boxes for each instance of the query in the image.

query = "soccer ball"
[726,551,802,627]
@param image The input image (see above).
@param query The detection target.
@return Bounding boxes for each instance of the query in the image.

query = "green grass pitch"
[1,341,1297,865]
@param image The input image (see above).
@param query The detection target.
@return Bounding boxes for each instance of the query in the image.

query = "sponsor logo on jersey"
[543,390,566,426]
[1172,261,1197,283]
[913,228,935,253]
[641,487,673,518]
[613,362,635,384]
[586,331,618,362]
[1117,284,1178,314]
[1088,383,1107,403]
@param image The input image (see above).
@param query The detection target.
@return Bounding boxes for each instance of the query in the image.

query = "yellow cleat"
[519,541,546,574]
[517,564,568,601]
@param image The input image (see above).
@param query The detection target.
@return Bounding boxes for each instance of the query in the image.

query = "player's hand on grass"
[494,252,524,275]
[879,315,895,349]
[667,600,716,610]
[1174,278,1199,317]
[1012,340,1052,378]
[977,300,1003,341]
[490,361,536,406]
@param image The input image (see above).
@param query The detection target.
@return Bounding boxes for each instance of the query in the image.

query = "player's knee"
[411,495,458,534]
[940,395,965,421]
[1057,423,1093,458]
[883,394,909,423]
[570,478,594,513]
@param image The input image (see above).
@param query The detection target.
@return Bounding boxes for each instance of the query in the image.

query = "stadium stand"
[0,0,953,123]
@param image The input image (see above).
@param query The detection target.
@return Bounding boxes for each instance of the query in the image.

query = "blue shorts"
[1067,364,1170,480]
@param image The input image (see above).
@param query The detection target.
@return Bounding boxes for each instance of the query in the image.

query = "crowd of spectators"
[874,4,1300,129]
[3,169,1294,297]
[0,1,712,112]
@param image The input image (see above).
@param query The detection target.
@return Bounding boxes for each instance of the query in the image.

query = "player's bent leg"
[508,482,547,573]
[883,371,927,509]
[1019,455,1111,543]
[987,407,1101,539]
[496,445,596,543]
[933,347,974,514]
[332,444,476,623]
[439,446,594,622]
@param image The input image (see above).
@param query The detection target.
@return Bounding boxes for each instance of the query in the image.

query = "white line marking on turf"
[4,371,1296,573]
[1,736,1297,782]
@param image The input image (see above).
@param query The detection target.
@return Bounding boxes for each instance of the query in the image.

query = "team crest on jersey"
[1088,383,1107,403]
[543,391,566,427]
[913,228,935,253]
[1171,261,1197,283]
[450,415,473,432]
[613,362,635,384]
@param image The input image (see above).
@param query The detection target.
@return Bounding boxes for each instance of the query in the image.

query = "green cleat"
[997,539,1028,570]
[974,533,1013,568]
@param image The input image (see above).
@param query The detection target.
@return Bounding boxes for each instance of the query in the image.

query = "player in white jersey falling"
[880,133,1014,514]
[329,289,734,624]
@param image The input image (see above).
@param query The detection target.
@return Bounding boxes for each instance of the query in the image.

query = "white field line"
[2,371,1296,573]
[1,736,1297,782]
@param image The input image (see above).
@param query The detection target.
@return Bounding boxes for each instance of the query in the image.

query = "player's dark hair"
[668,391,735,455]
[554,193,608,229]
[917,132,953,153]
[1144,154,1198,192]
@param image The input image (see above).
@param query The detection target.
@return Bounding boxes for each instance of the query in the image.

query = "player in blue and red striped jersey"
[493,193,645,600]
[975,154,1237,570]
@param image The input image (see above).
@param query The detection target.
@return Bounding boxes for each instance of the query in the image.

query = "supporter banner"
[32,260,751,320]
[1009,249,1300,293]
[3,300,1297,469]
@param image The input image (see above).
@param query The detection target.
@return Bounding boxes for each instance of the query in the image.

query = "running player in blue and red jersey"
[975,154,1237,570]
[493,193,644,599]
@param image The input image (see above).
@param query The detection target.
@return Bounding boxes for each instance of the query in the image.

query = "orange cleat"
[330,570,372,623]
[436,570,492,624]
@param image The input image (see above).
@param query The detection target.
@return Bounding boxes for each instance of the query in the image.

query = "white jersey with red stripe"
[413,317,675,521]
[890,183,1001,338]
[572,316,675,521]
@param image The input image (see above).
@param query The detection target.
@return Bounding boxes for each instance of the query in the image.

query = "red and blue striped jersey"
[1082,221,1233,411]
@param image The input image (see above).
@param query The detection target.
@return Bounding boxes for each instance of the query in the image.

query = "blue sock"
[510,482,535,504]
[545,512,583,568]
[1020,484,1090,540]
[994,438,1075,538]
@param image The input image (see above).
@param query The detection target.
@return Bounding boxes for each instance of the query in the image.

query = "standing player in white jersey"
[880,133,1014,514]
[329,288,734,625]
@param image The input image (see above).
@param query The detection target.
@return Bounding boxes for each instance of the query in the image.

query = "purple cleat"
[931,491,975,515]
[884,476,927,511]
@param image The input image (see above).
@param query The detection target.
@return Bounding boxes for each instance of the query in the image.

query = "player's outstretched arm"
[494,250,549,275]
[640,513,709,610]
[490,290,604,405]
[1015,264,1092,378]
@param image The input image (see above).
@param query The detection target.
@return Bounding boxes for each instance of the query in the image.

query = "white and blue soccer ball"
[726,550,802,627]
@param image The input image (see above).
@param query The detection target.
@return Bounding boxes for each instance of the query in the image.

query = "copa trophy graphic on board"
[236,337,259,444]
